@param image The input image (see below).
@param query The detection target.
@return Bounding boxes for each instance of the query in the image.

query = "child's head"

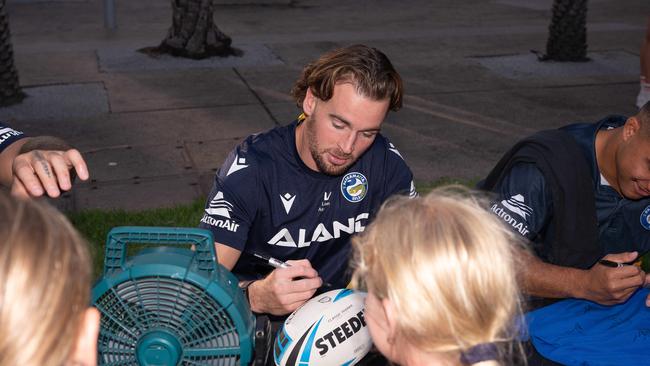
[352,188,522,365]
[0,192,99,366]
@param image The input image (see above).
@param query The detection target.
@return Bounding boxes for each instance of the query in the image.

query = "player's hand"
[581,251,645,305]
[249,259,322,315]
[11,148,89,198]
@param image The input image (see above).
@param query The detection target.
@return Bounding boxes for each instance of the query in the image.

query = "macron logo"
[280,193,296,214]
[226,154,249,176]
[205,191,233,218]
[501,194,532,220]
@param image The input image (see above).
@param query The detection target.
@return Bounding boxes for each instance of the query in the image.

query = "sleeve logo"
[201,191,240,233]
[490,194,531,237]
[226,154,249,176]
[205,191,233,218]
[500,194,532,219]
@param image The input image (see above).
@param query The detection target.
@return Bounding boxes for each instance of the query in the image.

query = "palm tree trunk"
[0,0,25,106]
[543,0,589,61]
[145,0,239,59]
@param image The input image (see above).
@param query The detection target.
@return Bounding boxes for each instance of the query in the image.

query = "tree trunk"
[543,0,589,61]
[0,0,25,106]
[146,0,239,59]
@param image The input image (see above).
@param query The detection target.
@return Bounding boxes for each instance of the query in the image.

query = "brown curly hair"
[290,44,403,112]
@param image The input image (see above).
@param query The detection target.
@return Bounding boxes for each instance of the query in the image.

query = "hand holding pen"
[246,253,325,315]
[584,251,646,306]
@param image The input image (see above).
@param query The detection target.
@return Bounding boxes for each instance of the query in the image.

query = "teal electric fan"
[91,227,255,366]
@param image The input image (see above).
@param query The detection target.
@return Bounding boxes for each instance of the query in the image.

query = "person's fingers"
[64,148,89,181]
[643,272,650,287]
[49,152,73,191]
[30,151,61,198]
[10,178,30,198]
[12,157,45,197]
[611,275,644,292]
[646,293,650,307]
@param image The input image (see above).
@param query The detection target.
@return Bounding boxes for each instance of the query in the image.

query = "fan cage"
[95,275,243,366]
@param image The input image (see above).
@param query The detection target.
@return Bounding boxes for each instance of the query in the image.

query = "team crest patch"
[341,172,368,203]
[641,205,650,230]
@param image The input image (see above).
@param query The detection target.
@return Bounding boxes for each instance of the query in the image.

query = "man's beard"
[305,116,353,176]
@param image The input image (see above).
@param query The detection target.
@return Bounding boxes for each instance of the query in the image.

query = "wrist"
[571,268,590,300]
[240,279,263,313]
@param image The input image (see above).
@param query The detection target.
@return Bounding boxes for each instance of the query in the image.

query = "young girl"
[0,191,99,366]
[351,189,524,366]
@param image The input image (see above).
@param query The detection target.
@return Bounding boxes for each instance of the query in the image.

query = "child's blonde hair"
[0,192,92,366]
[352,188,523,364]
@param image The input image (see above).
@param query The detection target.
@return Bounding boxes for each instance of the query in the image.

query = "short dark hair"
[290,44,403,112]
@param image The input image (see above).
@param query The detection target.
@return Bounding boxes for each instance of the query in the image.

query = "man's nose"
[339,132,357,154]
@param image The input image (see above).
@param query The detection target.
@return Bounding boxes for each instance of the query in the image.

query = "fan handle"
[102,226,218,276]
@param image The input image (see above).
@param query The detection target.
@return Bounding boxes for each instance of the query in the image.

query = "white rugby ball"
[274,289,371,366]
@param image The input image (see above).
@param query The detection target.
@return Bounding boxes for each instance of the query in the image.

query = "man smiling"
[199,45,416,316]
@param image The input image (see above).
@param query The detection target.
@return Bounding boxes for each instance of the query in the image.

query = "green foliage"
[67,198,206,278]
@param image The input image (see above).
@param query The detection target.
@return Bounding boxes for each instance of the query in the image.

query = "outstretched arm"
[4,136,89,198]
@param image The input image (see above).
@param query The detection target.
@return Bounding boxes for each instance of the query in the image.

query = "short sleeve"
[0,123,26,153]
[488,163,552,241]
[198,145,259,250]
[383,140,416,199]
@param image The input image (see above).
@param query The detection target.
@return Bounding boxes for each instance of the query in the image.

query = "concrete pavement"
[2,0,647,211]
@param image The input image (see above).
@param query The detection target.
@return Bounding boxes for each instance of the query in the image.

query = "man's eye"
[362,132,377,138]
[333,122,344,129]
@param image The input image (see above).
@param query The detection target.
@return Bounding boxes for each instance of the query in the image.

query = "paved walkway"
[2,0,647,210]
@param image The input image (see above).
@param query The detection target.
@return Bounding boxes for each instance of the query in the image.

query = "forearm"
[518,249,587,300]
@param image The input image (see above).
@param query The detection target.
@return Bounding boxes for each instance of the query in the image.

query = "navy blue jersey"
[0,123,25,153]
[199,120,415,287]
[490,116,650,259]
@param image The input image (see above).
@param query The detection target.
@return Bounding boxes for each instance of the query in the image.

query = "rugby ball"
[274,289,371,366]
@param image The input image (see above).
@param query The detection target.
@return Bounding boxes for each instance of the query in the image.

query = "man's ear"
[623,116,641,141]
[302,88,317,117]
[68,307,100,366]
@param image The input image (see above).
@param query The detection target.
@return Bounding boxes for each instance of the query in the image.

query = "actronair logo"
[0,127,22,146]
[501,194,532,219]
[268,213,369,247]
[491,201,530,237]
[201,191,240,232]
[205,191,233,218]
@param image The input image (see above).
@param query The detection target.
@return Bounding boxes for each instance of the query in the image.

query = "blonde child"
[0,191,99,366]
[352,189,524,366]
